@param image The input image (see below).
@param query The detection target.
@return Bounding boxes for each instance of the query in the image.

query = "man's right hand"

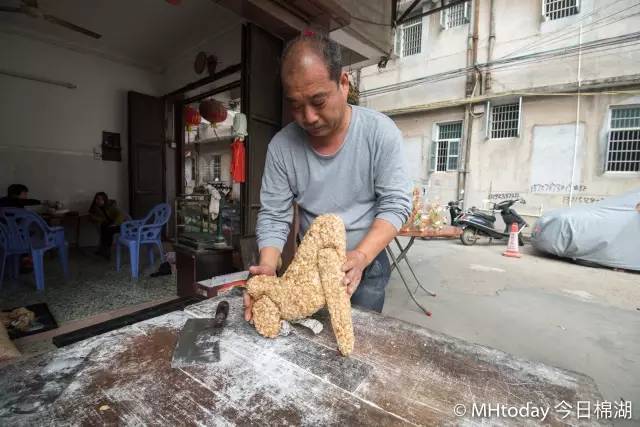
[243,264,277,322]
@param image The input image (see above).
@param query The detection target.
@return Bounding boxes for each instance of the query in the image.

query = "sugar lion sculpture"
[246,214,355,356]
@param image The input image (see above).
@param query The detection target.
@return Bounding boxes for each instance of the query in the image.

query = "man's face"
[18,191,28,199]
[283,51,349,138]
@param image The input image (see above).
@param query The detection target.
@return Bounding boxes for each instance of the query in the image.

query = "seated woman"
[89,192,126,260]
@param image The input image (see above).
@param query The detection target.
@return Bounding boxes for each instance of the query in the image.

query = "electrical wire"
[361,31,640,97]
[500,1,640,59]
[489,38,640,73]
[499,0,632,58]
[395,1,640,73]
[510,10,640,61]
[489,42,640,75]
[384,88,640,116]
[516,11,640,55]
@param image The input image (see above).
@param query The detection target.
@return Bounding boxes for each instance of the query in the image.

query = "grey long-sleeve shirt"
[256,105,412,252]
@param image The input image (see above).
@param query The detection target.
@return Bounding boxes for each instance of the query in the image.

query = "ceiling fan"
[0,0,102,39]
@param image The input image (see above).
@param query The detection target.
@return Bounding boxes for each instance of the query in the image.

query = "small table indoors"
[41,211,90,248]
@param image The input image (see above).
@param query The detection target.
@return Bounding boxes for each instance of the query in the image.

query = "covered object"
[531,189,640,271]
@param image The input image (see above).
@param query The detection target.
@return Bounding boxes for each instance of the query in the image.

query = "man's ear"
[339,72,349,97]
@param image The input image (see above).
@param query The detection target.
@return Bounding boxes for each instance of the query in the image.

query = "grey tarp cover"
[531,188,640,271]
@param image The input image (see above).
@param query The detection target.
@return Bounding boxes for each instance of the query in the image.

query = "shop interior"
[0,0,274,354]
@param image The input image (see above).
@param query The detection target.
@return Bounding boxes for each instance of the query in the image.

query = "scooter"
[458,199,528,246]
[447,199,464,226]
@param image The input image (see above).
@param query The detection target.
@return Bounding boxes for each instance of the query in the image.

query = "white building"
[359,0,640,224]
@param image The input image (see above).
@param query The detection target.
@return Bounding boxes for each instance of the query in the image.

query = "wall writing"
[530,124,585,195]
[530,183,587,193]
[562,195,605,205]
[488,192,521,200]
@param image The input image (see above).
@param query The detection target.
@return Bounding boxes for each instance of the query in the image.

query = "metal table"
[386,226,462,316]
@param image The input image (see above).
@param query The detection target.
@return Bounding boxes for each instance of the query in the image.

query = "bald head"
[281,32,342,84]
[280,32,350,140]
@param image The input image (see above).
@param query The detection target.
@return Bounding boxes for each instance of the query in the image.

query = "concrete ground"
[383,237,640,426]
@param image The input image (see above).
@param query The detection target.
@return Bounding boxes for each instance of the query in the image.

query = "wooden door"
[240,23,283,237]
[128,91,165,218]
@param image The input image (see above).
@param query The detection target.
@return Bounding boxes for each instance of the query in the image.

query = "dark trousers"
[100,224,119,250]
[350,251,391,313]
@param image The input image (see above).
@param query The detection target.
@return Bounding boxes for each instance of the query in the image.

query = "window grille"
[543,0,579,21]
[606,107,640,172]
[441,1,470,29]
[489,102,521,139]
[432,122,462,171]
[397,16,422,57]
[203,155,222,182]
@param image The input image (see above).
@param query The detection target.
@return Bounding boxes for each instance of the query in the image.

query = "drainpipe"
[485,0,496,92]
[568,23,583,207]
[458,0,480,204]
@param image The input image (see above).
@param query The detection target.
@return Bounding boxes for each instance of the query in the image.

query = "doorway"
[167,22,284,276]
[176,83,243,250]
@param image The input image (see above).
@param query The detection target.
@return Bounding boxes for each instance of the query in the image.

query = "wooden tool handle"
[214,301,229,327]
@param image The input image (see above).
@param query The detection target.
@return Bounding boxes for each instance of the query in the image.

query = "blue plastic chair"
[116,203,171,279]
[0,208,69,291]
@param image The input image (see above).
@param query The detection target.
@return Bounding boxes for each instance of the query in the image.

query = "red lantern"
[199,99,227,125]
[184,106,201,128]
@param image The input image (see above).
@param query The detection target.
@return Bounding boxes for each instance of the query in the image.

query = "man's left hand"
[342,250,369,295]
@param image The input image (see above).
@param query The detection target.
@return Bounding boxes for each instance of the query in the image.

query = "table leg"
[389,236,415,273]
[393,238,436,297]
[385,246,432,317]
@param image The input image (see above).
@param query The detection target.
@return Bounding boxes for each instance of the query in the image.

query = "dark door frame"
[127,91,166,219]
[165,64,241,99]
[182,80,241,105]
[240,23,283,238]
[166,22,284,251]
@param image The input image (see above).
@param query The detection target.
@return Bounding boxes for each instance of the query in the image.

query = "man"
[0,184,40,273]
[244,32,411,320]
[0,184,40,208]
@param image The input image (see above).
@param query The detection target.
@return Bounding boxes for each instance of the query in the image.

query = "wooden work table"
[0,293,605,425]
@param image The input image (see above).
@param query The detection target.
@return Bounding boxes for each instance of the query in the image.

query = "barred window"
[396,17,422,57]
[212,155,221,180]
[543,0,579,21]
[203,155,222,182]
[441,1,470,29]
[431,122,462,172]
[606,107,640,172]
[489,102,521,139]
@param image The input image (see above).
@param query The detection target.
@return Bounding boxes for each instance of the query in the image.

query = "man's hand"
[342,250,369,296]
[243,264,277,322]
